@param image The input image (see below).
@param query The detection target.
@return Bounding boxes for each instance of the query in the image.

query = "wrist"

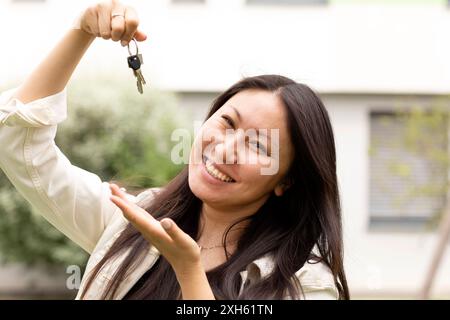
[71,10,94,39]
[174,261,204,283]
[174,263,215,300]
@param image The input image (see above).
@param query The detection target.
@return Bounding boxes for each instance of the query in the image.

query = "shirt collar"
[247,252,276,280]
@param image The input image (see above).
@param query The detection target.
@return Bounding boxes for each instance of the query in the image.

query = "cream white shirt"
[0,87,339,300]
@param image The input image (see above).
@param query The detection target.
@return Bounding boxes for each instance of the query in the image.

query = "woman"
[0,0,349,300]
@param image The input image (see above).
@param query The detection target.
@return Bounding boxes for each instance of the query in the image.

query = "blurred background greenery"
[0,77,190,272]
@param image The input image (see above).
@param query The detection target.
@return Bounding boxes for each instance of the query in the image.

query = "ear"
[274,177,293,197]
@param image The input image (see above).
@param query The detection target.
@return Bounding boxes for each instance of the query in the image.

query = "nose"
[214,130,244,164]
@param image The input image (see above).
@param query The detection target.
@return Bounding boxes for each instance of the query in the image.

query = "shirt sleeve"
[299,283,339,300]
[291,261,340,300]
[0,87,125,254]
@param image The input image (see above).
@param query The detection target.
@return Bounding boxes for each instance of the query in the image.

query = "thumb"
[134,29,147,42]
[161,218,191,245]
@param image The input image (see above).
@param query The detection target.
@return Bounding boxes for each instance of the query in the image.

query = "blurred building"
[1,0,450,299]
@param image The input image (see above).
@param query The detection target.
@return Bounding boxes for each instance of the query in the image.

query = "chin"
[188,163,207,199]
[188,169,213,201]
[188,165,231,204]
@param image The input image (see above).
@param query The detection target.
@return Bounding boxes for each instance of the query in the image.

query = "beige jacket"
[0,87,339,300]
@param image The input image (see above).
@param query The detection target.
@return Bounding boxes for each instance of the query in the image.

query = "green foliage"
[0,77,190,267]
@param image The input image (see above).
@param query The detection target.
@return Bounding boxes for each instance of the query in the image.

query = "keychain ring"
[127,38,139,56]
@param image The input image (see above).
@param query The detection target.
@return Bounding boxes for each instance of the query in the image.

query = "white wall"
[2,0,450,93]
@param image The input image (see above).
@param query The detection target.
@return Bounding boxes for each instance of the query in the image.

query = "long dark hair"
[80,75,349,300]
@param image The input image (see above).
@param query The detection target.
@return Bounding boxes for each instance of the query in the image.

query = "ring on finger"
[112,13,125,19]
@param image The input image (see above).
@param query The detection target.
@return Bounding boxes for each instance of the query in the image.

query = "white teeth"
[204,158,233,182]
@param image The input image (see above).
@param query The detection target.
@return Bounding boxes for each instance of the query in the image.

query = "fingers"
[121,6,140,46]
[110,194,171,244]
[134,30,147,42]
[161,218,197,249]
[109,194,136,221]
[97,3,112,40]
[80,1,147,44]
[82,6,100,36]
[110,2,126,41]
[109,184,155,223]
[109,184,200,266]
[161,219,181,241]
[109,184,171,244]
[109,184,191,247]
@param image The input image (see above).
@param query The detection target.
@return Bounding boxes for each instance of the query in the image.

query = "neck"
[197,199,266,246]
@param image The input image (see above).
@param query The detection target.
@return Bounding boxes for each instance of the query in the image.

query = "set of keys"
[126,39,146,94]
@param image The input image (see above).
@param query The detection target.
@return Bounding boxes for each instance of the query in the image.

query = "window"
[247,0,327,5]
[369,112,448,231]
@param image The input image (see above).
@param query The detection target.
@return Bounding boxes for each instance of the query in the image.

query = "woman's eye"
[221,115,234,128]
[250,141,267,154]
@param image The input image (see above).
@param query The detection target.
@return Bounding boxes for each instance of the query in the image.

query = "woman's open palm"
[109,184,202,275]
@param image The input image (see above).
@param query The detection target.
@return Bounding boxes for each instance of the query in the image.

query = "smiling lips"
[203,155,235,183]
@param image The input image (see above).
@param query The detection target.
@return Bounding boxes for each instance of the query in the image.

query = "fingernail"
[161,219,172,230]
[121,40,128,47]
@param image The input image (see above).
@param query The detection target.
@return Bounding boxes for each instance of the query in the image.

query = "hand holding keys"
[127,39,146,94]
[74,1,148,94]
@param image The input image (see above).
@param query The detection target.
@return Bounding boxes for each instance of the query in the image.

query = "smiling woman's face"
[188,89,295,209]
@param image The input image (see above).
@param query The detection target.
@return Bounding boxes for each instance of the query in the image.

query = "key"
[127,54,146,94]
[127,39,146,94]
[136,73,143,94]
[128,55,146,85]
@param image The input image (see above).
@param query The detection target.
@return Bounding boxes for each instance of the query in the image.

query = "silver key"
[135,73,143,94]
[127,40,146,94]
[134,55,146,85]
[128,55,145,93]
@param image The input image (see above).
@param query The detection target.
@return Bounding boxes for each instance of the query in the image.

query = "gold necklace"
[198,240,237,251]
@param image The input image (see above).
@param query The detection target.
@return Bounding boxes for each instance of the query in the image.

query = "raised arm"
[0,0,147,253]
[14,30,94,104]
